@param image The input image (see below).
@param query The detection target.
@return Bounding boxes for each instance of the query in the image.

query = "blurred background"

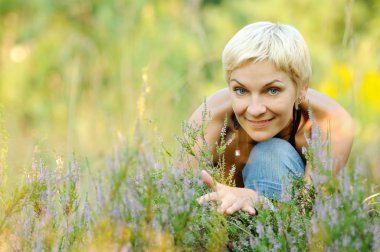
[0,0,379,182]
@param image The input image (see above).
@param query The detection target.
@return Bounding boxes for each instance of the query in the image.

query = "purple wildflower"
[372,224,380,251]
[311,218,318,234]
[342,235,350,247]
[256,221,264,237]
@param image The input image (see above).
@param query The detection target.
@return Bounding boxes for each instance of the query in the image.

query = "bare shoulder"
[188,88,233,127]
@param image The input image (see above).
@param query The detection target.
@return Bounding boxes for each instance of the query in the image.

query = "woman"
[187,22,354,215]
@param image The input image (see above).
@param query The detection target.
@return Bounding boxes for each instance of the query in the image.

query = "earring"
[233,114,240,157]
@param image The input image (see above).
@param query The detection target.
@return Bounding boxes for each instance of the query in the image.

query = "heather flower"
[342,235,350,247]
[372,224,380,251]
[256,221,265,237]
[1,102,380,252]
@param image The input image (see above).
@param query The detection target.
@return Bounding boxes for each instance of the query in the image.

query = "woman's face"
[229,60,299,142]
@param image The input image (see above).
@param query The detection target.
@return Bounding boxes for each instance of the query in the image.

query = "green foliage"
[0,107,379,251]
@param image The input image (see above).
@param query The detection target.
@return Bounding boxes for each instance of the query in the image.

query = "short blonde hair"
[222,21,311,96]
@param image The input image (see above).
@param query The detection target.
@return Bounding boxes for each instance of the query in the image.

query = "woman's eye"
[234,87,246,95]
[268,87,280,95]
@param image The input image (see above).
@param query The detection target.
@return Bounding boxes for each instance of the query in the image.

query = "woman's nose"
[247,96,266,116]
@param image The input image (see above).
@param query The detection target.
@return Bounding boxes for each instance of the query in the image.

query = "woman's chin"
[240,124,279,143]
[248,133,275,143]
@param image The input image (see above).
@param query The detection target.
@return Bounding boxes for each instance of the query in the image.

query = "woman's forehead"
[230,61,291,87]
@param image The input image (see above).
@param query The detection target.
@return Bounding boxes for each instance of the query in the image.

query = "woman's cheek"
[232,104,246,115]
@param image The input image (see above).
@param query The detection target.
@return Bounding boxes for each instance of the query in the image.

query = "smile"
[245,118,274,128]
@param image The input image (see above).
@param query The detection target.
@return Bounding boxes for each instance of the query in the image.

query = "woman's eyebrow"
[229,78,247,87]
[230,78,283,87]
[263,80,284,87]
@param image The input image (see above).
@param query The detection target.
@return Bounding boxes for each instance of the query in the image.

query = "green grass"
[0,111,379,251]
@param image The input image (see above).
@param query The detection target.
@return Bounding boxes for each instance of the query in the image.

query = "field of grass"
[0,0,379,250]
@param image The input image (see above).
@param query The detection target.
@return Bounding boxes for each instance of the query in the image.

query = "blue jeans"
[242,138,305,200]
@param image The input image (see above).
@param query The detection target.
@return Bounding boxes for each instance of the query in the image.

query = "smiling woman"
[229,60,300,143]
[186,21,355,216]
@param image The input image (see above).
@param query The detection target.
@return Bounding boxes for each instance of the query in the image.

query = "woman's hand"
[198,170,259,215]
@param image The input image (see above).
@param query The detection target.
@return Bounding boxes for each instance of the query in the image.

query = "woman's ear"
[296,82,309,110]
[301,81,310,99]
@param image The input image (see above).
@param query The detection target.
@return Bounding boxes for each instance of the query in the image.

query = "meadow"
[0,0,379,250]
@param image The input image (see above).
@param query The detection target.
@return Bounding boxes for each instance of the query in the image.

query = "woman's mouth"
[245,118,274,128]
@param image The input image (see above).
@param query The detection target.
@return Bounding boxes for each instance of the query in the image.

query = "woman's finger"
[201,170,215,189]
[217,196,234,214]
[242,205,257,215]
[226,201,241,215]
[198,192,218,204]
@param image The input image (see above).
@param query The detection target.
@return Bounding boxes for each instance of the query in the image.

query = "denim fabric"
[242,138,305,200]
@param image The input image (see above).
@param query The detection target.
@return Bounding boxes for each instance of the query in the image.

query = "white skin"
[189,60,354,215]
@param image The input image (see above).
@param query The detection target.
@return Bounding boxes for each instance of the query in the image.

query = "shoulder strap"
[289,108,301,148]
[233,113,239,129]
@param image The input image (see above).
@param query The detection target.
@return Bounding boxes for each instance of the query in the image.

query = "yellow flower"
[335,64,353,92]
[360,71,380,113]
[319,81,337,99]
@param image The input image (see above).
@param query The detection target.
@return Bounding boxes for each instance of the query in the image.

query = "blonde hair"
[222,21,311,97]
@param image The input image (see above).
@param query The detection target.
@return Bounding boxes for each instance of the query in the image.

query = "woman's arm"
[326,108,355,175]
[306,89,355,175]
[180,88,232,169]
